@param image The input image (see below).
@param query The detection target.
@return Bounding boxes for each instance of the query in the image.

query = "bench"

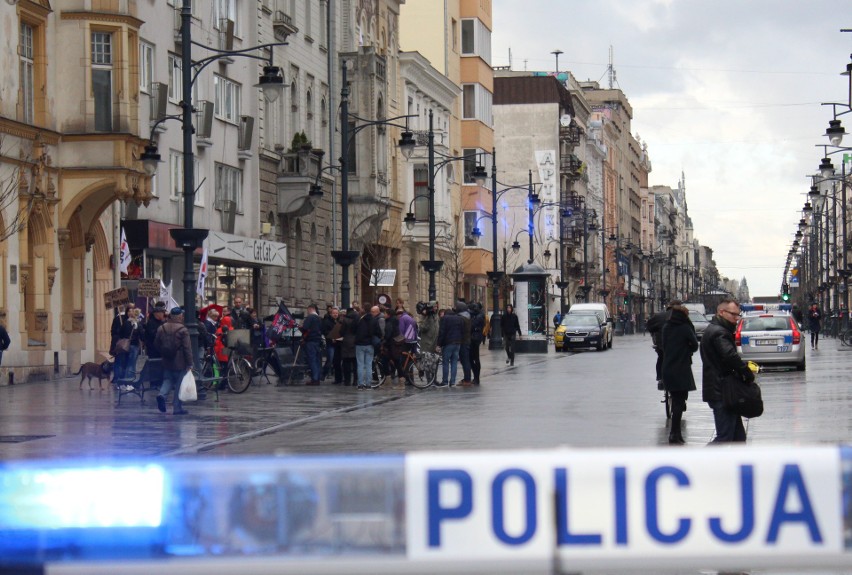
[113,356,162,406]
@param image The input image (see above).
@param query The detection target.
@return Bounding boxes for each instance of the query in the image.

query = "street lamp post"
[487,149,505,349]
[141,0,286,366]
[334,62,416,308]
[404,111,486,303]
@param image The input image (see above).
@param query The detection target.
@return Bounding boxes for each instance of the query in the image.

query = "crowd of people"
[311,298,507,389]
[105,296,529,411]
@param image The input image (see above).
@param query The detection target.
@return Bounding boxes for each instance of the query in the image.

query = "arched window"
[320,96,327,150]
[376,95,387,176]
[310,223,317,291]
[306,89,314,145]
[294,219,303,299]
[290,80,299,137]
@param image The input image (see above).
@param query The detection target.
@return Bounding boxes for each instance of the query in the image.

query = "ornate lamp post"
[403,111,487,302]
[141,0,286,366]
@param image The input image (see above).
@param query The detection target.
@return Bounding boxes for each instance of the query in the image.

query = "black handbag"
[720,372,763,418]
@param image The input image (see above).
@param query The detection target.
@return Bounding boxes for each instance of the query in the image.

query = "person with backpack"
[392,307,418,387]
[154,307,193,415]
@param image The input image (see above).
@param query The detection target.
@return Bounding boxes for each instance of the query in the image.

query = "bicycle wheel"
[227,357,253,393]
[842,330,852,347]
[663,390,672,419]
[193,356,217,391]
[411,353,437,389]
[371,356,388,388]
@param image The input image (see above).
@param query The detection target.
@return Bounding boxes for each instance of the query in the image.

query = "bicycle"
[840,326,852,346]
[194,345,253,395]
[662,387,672,419]
[378,346,439,390]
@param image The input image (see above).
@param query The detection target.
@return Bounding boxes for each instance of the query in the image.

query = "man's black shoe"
[156,395,166,413]
[435,381,449,387]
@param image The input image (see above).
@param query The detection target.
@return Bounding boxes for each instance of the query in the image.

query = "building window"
[460,18,492,64]
[168,54,182,103]
[139,40,154,93]
[214,74,241,123]
[319,0,327,47]
[413,166,429,221]
[305,0,313,39]
[214,0,239,36]
[463,148,479,184]
[464,211,479,247]
[91,31,113,131]
[215,163,243,213]
[461,83,493,125]
[169,150,182,199]
[20,22,34,124]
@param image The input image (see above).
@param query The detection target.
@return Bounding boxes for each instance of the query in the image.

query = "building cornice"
[399,52,460,110]
[19,0,52,18]
[60,11,144,30]
[0,117,60,145]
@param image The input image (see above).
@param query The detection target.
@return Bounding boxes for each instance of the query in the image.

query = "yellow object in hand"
[747,361,760,374]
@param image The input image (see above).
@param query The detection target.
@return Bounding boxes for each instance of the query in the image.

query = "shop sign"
[207,231,287,267]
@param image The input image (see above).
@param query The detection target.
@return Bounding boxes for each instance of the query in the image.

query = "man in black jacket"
[699,297,753,442]
[436,307,464,387]
[501,304,522,366]
[354,306,382,389]
[646,308,670,388]
[301,304,324,385]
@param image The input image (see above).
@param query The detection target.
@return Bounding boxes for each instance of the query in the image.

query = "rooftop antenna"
[551,49,563,75]
[524,58,528,71]
[508,46,512,69]
[608,45,616,89]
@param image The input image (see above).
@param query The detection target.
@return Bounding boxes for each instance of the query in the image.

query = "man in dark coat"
[646,308,670,388]
[469,302,486,385]
[154,307,193,415]
[0,322,11,367]
[501,304,522,366]
[436,307,464,387]
[300,304,324,385]
[700,297,754,443]
[807,303,822,350]
[661,301,698,445]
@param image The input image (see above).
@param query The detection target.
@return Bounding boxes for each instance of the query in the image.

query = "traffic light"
[781,283,791,302]
[623,295,629,306]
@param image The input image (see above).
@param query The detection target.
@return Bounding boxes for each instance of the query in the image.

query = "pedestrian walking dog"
[73,361,113,390]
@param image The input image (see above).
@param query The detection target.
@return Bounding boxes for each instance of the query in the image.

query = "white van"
[683,303,706,316]
[567,303,614,349]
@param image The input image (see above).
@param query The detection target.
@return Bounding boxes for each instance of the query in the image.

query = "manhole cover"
[0,435,54,443]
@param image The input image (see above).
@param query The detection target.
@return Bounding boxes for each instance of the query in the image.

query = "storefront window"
[200,264,255,307]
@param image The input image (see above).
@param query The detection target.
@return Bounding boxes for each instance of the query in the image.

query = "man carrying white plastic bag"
[154,307,194,415]
[178,370,197,402]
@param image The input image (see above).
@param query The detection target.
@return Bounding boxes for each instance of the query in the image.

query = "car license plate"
[570,337,584,342]
[754,339,777,346]
[776,345,790,353]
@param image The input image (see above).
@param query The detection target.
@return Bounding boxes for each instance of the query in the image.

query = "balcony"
[276,149,324,217]
[560,153,584,179]
[273,10,299,42]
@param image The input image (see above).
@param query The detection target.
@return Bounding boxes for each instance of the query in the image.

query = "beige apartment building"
[400,0,494,309]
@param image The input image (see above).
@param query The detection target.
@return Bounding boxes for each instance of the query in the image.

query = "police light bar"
[1,448,851,574]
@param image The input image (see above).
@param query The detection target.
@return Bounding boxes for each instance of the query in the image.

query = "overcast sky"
[492,0,851,298]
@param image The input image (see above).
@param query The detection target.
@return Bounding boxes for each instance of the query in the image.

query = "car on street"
[735,312,805,371]
[565,303,614,348]
[554,312,608,351]
[688,310,710,340]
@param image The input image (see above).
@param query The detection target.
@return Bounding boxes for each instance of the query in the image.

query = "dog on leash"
[73,361,113,390]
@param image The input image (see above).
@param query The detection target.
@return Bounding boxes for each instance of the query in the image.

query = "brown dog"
[73,361,113,390]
